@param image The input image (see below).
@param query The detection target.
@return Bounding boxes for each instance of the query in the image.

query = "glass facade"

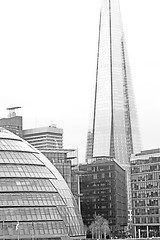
[86,0,141,165]
[0,128,84,240]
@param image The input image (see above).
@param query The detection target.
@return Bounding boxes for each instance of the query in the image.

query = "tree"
[101,221,110,240]
[89,222,96,239]
[84,225,88,238]
[88,215,110,239]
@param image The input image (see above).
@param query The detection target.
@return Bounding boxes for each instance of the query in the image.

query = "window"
[101,173,105,178]
[93,174,97,180]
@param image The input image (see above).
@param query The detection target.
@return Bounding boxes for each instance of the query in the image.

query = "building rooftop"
[23,125,63,135]
[135,148,160,156]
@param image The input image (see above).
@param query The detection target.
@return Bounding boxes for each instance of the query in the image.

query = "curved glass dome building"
[0,128,84,240]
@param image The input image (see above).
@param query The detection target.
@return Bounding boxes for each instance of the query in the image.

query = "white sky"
[0,0,160,162]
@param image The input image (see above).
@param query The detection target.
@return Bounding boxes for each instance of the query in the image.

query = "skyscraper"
[86,0,141,166]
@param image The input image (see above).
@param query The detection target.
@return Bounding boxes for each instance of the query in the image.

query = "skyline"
[0,0,160,162]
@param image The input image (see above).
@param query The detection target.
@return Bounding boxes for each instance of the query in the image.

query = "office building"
[86,0,141,165]
[0,128,85,240]
[79,157,127,233]
[23,125,63,151]
[131,149,160,238]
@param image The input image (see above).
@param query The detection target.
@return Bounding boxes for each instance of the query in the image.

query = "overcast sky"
[0,0,160,162]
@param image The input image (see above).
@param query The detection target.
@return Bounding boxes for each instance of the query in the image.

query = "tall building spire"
[86,0,141,165]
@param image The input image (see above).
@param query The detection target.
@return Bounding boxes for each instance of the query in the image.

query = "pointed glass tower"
[86,0,141,166]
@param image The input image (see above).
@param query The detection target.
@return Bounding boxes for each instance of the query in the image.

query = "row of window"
[0,192,65,207]
[133,199,159,207]
[83,189,112,195]
[131,172,160,182]
[0,152,42,165]
[133,207,159,216]
[0,151,37,160]
[90,165,111,172]
[90,195,112,202]
[0,207,62,221]
[132,181,158,190]
[81,201,112,209]
[43,152,66,158]
[80,172,112,182]
[32,143,62,148]
[0,221,67,236]
[81,180,112,188]
[134,216,160,224]
[131,164,160,174]
[132,190,159,198]
[131,157,160,166]
[0,139,36,152]
[0,165,55,179]
[24,134,62,139]
[0,178,56,192]
[29,139,62,144]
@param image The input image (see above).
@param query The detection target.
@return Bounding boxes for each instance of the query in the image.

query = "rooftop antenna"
[6,107,21,118]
